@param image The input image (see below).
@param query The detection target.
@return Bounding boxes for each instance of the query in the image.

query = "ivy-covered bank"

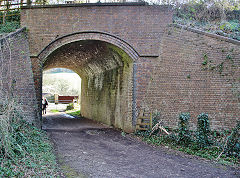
[135,113,240,166]
[0,11,20,34]
[0,96,60,177]
[173,1,240,41]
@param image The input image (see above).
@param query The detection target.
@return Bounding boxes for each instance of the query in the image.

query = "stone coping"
[21,2,151,9]
[171,23,240,46]
[0,27,26,42]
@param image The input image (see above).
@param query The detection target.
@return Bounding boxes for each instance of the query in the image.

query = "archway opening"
[42,40,134,132]
[42,68,81,113]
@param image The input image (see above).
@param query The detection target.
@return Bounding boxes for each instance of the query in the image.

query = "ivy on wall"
[201,48,239,100]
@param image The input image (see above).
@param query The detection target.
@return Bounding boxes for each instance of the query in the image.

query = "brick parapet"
[21,2,149,9]
[21,5,173,57]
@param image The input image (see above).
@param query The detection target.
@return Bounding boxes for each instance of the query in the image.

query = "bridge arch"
[39,32,138,132]
[38,31,140,62]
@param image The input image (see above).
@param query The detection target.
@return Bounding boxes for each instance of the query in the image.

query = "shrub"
[135,111,239,165]
[196,113,212,148]
[135,130,151,137]
[0,96,23,159]
[224,120,240,158]
[0,10,20,24]
[164,133,178,145]
[66,103,74,111]
[178,113,192,146]
[152,111,161,125]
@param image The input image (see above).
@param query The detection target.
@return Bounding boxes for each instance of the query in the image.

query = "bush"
[0,10,20,24]
[224,121,240,158]
[135,111,239,165]
[173,1,240,41]
[152,111,161,126]
[0,10,20,34]
[196,113,212,148]
[66,103,74,111]
[135,130,151,137]
[163,133,178,145]
[0,21,20,34]
[178,113,192,146]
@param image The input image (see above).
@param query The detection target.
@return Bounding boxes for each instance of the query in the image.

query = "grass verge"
[135,131,239,167]
[66,110,81,117]
[0,120,60,177]
[50,109,59,113]
[0,95,60,177]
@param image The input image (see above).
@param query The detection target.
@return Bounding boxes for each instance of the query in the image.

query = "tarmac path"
[43,113,239,178]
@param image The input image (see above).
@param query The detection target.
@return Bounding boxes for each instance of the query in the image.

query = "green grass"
[66,110,81,117]
[136,133,239,167]
[50,109,59,113]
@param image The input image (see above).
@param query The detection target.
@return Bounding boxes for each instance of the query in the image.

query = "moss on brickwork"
[41,38,134,132]
[108,44,132,67]
[81,51,133,131]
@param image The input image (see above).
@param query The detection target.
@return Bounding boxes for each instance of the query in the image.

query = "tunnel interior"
[43,40,134,132]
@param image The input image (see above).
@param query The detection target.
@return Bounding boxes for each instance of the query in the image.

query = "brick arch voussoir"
[38,31,140,63]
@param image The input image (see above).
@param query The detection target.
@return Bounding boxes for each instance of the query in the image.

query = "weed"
[178,113,192,146]
[66,103,74,111]
[135,113,240,166]
[66,110,81,117]
[202,54,208,65]
[224,121,240,158]
[0,93,60,177]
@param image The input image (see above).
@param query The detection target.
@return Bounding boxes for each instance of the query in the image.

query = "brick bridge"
[3,3,238,132]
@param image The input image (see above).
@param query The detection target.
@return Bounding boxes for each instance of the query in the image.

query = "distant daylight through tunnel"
[42,40,135,132]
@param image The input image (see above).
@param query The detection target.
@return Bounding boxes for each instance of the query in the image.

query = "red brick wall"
[21,4,173,57]
[19,4,239,131]
[135,25,240,130]
[0,28,39,126]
